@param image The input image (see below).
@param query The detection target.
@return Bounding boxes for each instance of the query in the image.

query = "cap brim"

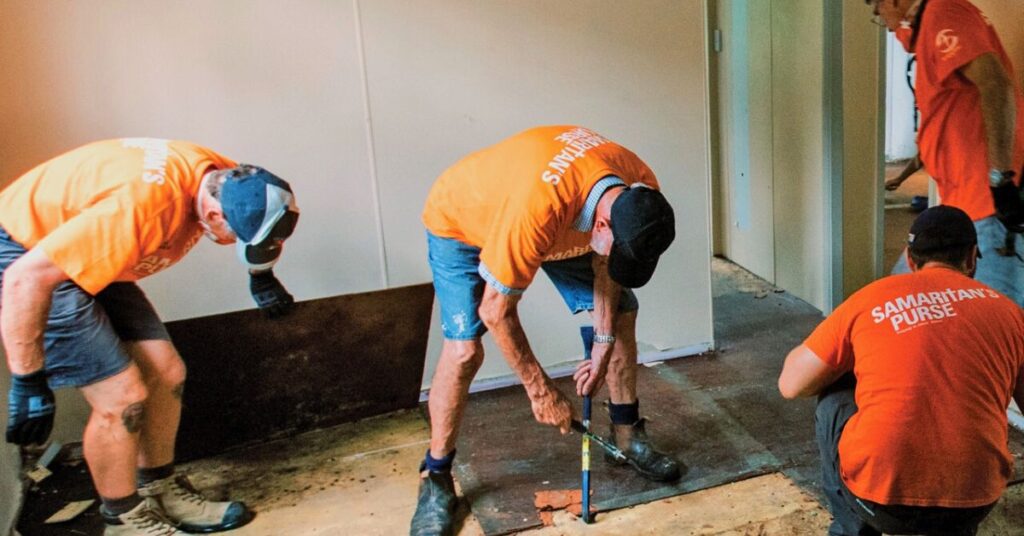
[608,245,659,288]
[236,239,283,272]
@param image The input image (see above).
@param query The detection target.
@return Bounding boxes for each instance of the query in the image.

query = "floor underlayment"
[16,259,1024,535]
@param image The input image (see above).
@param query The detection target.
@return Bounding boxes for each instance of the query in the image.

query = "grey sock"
[101,493,143,517]
[137,463,175,486]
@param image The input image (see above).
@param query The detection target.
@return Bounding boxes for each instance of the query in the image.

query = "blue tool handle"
[580,325,594,524]
[580,325,594,423]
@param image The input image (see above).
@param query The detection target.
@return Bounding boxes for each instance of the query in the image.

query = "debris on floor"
[533,489,595,525]
[44,500,94,524]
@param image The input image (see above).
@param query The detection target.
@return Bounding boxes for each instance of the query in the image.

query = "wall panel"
[0,0,714,441]
[358,0,714,384]
[771,0,826,310]
[0,1,384,321]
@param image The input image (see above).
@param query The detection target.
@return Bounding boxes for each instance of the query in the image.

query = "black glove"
[991,182,1024,233]
[249,270,295,318]
[6,369,55,446]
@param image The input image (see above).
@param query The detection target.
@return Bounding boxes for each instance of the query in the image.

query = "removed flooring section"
[450,367,781,535]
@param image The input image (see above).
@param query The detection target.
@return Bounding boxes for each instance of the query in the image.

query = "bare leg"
[427,339,485,459]
[128,340,186,469]
[80,364,149,499]
[606,311,639,445]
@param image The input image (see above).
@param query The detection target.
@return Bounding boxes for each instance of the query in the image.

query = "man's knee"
[131,341,187,390]
[442,340,485,372]
[152,354,187,391]
[89,377,149,433]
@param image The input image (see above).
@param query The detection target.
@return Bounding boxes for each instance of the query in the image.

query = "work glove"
[6,370,55,446]
[249,269,295,318]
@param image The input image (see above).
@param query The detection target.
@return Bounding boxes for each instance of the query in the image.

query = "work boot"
[103,498,186,536]
[139,475,253,533]
[605,418,685,482]
[409,469,457,536]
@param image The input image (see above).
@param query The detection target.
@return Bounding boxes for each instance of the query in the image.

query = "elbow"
[778,377,800,400]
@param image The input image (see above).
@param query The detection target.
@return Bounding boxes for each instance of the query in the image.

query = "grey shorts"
[0,227,170,389]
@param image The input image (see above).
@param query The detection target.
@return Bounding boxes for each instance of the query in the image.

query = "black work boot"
[606,418,685,482]
[409,469,457,536]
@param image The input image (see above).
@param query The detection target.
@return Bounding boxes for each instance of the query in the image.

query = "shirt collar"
[573,175,626,232]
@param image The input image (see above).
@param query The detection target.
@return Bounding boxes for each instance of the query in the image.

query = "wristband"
[593,334,616,344]
[989,169,1016,187]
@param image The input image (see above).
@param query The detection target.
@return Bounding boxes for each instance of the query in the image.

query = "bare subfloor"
[181,407,1023,535]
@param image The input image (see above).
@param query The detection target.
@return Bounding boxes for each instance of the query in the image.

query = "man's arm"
[478,284,575,433]
[885,153,923,191]
[574,254,620,396]
[962,53,1017,173]
[778,344,844,399]
[2,249,69,374]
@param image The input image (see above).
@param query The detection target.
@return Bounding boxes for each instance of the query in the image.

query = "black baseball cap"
[608,184,676,288]
[907,205,978,256]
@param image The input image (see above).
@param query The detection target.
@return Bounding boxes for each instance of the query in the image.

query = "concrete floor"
[166,259,1024,535]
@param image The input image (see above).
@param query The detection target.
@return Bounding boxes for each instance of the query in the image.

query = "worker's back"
[805,266,1024,508]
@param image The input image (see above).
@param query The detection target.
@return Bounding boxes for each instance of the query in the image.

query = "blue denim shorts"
[0,227,170,389]
[426,231,638,340]
[891,216,1024,306]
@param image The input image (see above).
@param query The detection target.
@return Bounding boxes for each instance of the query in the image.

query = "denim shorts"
[891,216,1024,306]
[0,227,170,389]
[426,231,639,340]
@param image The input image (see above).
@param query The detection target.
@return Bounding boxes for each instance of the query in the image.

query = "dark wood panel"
[168,283,433,461]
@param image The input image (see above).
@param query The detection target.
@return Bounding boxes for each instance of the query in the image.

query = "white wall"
[770,1,826,310]
[0,0,713,396]
[885,32,917,162]
[843,3,886,295]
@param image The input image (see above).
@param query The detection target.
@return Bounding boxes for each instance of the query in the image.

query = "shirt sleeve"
[922,2,998,84]
[803,301,856,373]
[478,204,558,295]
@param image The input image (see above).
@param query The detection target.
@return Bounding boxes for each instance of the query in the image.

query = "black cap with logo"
[608,184,676,288]
[907,205,978,256]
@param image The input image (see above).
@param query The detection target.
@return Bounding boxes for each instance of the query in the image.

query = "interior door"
[711,0,776,282]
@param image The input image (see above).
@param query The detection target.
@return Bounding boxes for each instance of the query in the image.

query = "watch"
[989,168,1016,187]
[593,333,616,344]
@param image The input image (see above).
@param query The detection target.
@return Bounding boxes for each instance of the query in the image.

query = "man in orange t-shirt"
[780,205,1024,535]
[0,139,299,535]
[870,0,1024,305]
[412,126,680,535]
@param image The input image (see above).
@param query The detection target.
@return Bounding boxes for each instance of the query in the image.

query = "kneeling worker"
[779,206,1024,536]
[1,139,299,535]
[411,126,682,536]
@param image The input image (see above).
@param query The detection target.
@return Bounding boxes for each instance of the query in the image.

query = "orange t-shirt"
[422,126,659,292]
[913,0,1024,221]
[0,139,236,295]
[804,267,1024,507]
